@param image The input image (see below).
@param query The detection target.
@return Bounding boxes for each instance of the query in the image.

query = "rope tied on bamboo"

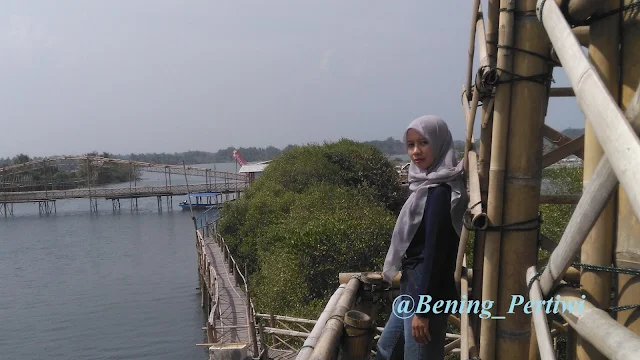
[464,210,542,233]
[489,42,561,66]
[527,263,640,313]
[563,0,640,27]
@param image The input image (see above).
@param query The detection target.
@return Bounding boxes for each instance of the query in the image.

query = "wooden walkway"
[0,182,247,203]
[202,236,251,344]
[197,227,300,360]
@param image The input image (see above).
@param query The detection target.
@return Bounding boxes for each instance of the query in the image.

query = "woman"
[376,115,467,359]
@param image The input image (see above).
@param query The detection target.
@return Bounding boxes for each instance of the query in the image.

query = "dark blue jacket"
[403,183,460,318]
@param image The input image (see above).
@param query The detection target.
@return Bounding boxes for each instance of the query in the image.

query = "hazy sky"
[1,0,583,158]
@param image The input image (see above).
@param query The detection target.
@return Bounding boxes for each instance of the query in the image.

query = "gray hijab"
[382,115,468,284]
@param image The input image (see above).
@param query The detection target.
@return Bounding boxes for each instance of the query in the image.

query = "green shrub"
[218,139,402,317]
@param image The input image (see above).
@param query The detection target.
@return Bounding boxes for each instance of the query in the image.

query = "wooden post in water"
[495,0,551,358]
[479,0,515,357]
[616,0,640,338]
[578,1,620,359]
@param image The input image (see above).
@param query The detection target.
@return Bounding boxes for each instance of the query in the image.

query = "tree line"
[1,127,584,167]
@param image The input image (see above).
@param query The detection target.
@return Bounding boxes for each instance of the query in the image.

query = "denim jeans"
[375,260,448,359]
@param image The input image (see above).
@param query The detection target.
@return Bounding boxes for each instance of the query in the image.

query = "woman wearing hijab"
[376,115,468,359]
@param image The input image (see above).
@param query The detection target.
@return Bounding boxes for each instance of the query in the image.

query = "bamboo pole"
[542,124,584,159]
[616,0,640,337]
[474,4,495,346]
[342,310,374,360]
[495,1,551,357]
[526,267,556,360]
[554,287,640,359]
[466,0,482,100]
[537,0,640,222]
[572,26,590,46]
[549,87,576,97]
[578,1,621,358]
[539,194,581,204]
[479,0,516,356]
[296,285,346,360]
[461,256,472,360]
[541,135,584,168]
[308,278,360,360]
[462,88,489,230]
[555,0,603,22]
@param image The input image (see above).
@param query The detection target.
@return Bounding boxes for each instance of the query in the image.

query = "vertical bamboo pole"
[578,1,620,359]
[341,310,374,360]
[479,0,515,358]
[466,0,482,100]
[474,2,497,346]
[616,0,640,337]
[496,1,551,358]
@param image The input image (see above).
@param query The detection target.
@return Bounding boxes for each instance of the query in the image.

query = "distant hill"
[561,128,584,138]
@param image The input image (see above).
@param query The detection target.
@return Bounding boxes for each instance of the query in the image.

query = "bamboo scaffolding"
[537,0,640,223]
[479,0,516,356]
[537,85,640,295]
[616,0,640,337]
[526,267,556,360]
[554,287,640,359]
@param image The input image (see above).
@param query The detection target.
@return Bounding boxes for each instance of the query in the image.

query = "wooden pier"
[195,215,302,360]
[0,182,246,203]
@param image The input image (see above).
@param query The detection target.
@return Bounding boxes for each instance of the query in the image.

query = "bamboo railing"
[194,211,263,359]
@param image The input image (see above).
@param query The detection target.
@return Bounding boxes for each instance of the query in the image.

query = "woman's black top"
[403,183,460,318]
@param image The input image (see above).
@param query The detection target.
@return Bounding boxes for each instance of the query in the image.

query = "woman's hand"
[411,315,431,344]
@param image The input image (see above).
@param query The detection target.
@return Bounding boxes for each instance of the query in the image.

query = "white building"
[238,161,270,181]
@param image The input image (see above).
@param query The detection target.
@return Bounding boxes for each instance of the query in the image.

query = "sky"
[0,0,584,158]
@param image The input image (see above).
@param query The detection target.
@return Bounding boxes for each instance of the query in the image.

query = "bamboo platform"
[0,182,246,203]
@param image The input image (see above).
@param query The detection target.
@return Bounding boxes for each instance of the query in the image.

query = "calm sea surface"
[0,162,238,360]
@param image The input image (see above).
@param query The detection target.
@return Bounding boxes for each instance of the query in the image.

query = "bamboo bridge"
[0,156,248,215]
[195,1,640,359]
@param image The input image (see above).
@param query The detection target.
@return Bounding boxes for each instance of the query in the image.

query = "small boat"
[178,192,223,211]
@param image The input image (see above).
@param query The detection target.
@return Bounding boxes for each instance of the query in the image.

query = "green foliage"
[218,139,401,318]
[540,166,583,258]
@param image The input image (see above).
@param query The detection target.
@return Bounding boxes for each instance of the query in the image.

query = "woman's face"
[406,128,434,170]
